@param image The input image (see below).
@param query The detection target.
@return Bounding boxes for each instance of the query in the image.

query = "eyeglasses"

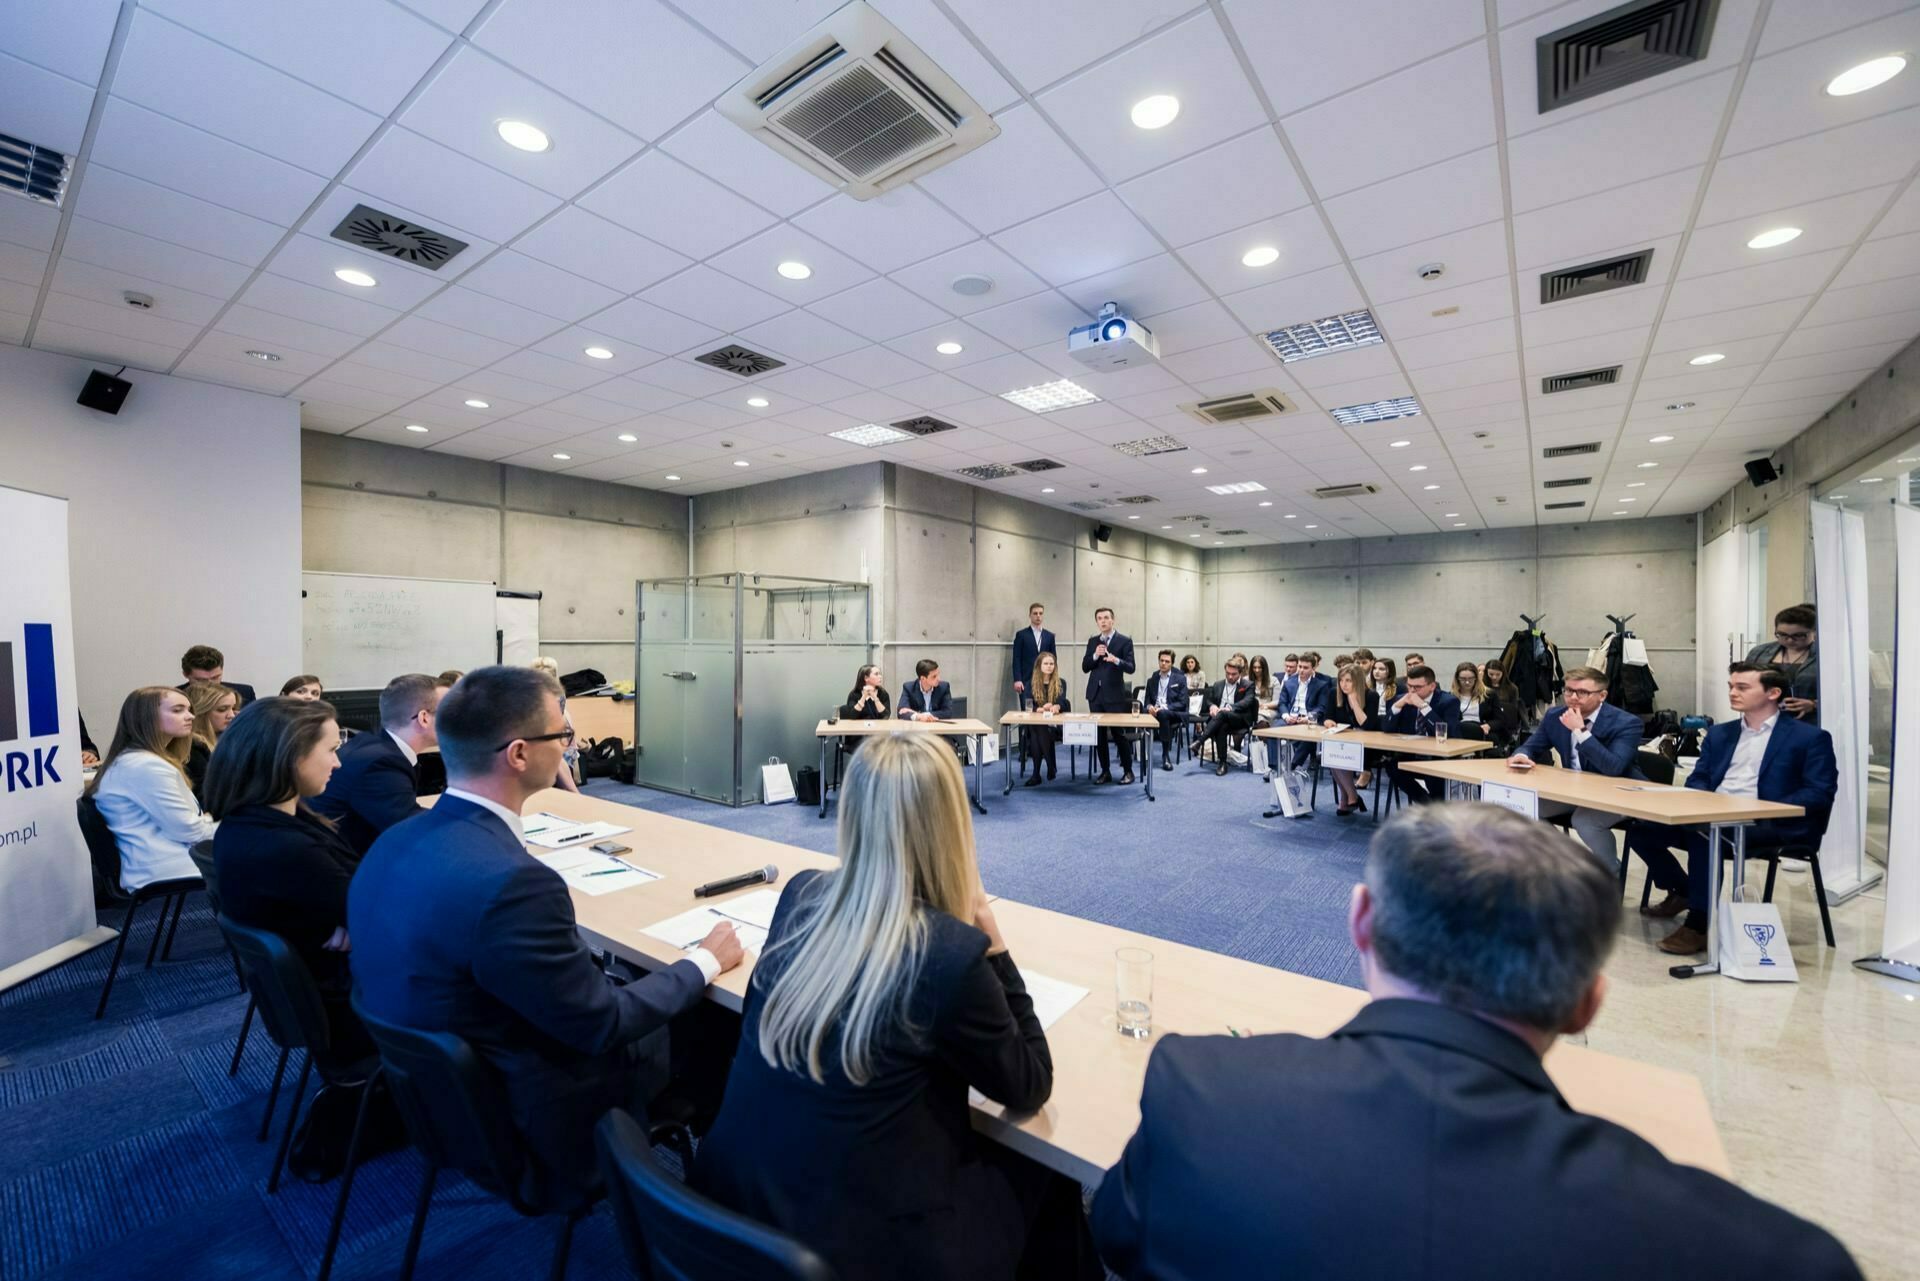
[1773,630,1812,643]
[1565,686,1604,699]
[491,726,575,753]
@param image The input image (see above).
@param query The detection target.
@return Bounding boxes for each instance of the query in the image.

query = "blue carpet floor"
[0,751,1371,1279]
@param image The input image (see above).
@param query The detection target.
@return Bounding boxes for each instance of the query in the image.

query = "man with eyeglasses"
[349,665,745,1197]
[1744,603,1819,723]
[1507,667,1644,868]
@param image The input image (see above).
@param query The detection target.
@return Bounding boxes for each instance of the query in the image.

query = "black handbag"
[581,736,626,779]
[795,766,821,807]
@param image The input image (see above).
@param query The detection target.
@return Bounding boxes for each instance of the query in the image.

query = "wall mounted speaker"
[1743,457,1780,487]
[77,369,132,415]
[1094,523,1113,544]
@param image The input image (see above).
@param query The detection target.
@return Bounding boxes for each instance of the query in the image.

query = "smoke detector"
[1417,262,1445,281]
[951,273,994,297]
[122,291,154,310]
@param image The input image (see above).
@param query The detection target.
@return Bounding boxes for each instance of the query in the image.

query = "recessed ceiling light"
[464,398,490,409]
[1747,226,1802,249]
[1423,484,1439,491]
[1284,513,1296,519]
[1612,510,1628,515]
[1899,457,1919,464]
[1627,482,1646,488]
[1001,379,1100,413]
[1826,55,1907,96]
[1241,245,1280,268]
[583,345,614,359]
[1636,461,1659,469]
[1860,476,1886,483]
[1191,466,1209,475]
[1161,524,1172,529]
[405,424,429,433]
[1619,497,1637,503]
[1689,353,1725,365]
[1041,487,1055,493]
[334,267,376,287]
[747,396,770,408]
[1444,512,1459,518]
[1188,532,1201,538]
[1214,540,1224,545]
[496,119,551,152]
[829,423,913,447]
[1409,464,1428,472]
[1128,514,1140,520]
[935,340,965,355]
[1304,524,1318,529]
[617,433,638,443]
[1389,440,1411,448]
[734,459,750,467]
[551,452,571,460]
[1452,522,1467,528]
[1130,94,1180,129]
[665,473,680,481]
[245,350,281,361]
[1258,500,1273,507]
[776,260,812,280]
[1649,434,1675,443]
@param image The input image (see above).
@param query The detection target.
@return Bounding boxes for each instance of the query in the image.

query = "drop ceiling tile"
[0,0,117,84]
[474,0,746,140]
[1750,343,1899,385]
[1138,298,1249,357]
[742,365,868,406]
[806,277,950,341]
[1286,43,1498,198]
[34,318,186,372]
[235,272,402,338]
[1510,170,1701,276]
[490,348,615,392]
[882,320,1013,370]
[318,358,445,401]
[1873,180,1920,240]
[1777,308,1920,359]
[1350,222,1509,307]
[1509,71,1734,214]
[1037,11,1268,185]
[592,297,725,356]
[1829,228,1920,291]
[89,99,328,228]
[949,0,1204,91]
[113,11,382,173]
[457,250,624,321]
[39,290,206,347]
[347,339,477,385]
[298,400,374,432]
[262,234,446,309]
[398,45,644,198]
[1175,207,1341,298]
[966,290,1096,350]
[734,309,868,365]
[1322,146,1505,259]
[1158,337,1279,384]
[383,313,520,365]
[655,107,836,217]
[1286,341,1403,390]
[915,102,1106,233]
[295,376,411,414]
[1664,247,1846,321]
[0,49,98,156]
[49,256,228,327]
[1225,0,1484,117]
[1651,297,1808,350]
[71,165,285,269]
[1521,285,1663,345]
[1219,263,1367,332]
[991,192,1164,287]
[413,284,562,344]
[513,207,690,295]
[1681,185,1896,278]
[1392,315,1516,370]
[1798,274,1920,327]
[1699,106,1920,223]
[580,150,779,260]
[640,265,791,333]
[1060,252,1211,318]
[815,343,934,389]
[393,0,490,32]
[866,0,1023,108]
[347,128,560,245]
[792,185,979,276]
[1522,326,1654,378]
[216,304,372,359]
[174,348,312,392]
[889,240,1049,316]
[660,399,754,430]
[707,224,876,303]
[589,376,689,413]
[631,356,749,398]
[1725,9,1920,156]
[951,351,1058,396]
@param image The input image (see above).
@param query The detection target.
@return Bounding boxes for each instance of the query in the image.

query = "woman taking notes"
[693,733,1100,1281]
[1022,651,1070,786]
[1323,665,1380,817]
[88,687,217,889]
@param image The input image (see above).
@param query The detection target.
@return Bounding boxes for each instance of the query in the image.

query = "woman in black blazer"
[1022,652,1070,786]
[204,696,370,1061]
[1323,663,1381,817]
[839,663,891,757]
[693,734,1100,1281]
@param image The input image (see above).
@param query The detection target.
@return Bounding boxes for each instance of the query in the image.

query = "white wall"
[0,344,301,737]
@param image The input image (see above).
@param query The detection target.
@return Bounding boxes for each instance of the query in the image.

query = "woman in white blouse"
[87,686,217,889]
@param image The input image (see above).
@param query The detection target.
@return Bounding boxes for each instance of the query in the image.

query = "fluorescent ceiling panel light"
[1260,310,1384,362]
[1330,396,1421,425]
[405,424,429,433]
[617,433,637,443]
[1130,94,1180,129]
[830,423,914,447]
[1001,379,1100,413]
[1112,435,1187,457]
[1205,481,1268,494]
[464,398,490,408]
[1688,353,1725,365]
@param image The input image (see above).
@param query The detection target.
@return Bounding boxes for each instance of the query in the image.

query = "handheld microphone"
[693,864,778,898]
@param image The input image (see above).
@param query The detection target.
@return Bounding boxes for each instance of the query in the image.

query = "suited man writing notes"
[1508,666,1643,867]
[1386,664,1461,805]
[311,672,443,856]
[349,665,744,1201]
[1142,649,1188,772]
[1623,662,1838,959]
[1082,607,1137,786]
[1011,602,1056,710]
[1090,804,1862,1281]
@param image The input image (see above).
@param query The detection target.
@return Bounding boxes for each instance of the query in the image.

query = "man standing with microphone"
[1083,606,1137,786]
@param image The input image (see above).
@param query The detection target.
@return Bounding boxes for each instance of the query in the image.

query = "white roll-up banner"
[0,485,105,992]
[1859,503,1920,982]
[1810,501,1876,901]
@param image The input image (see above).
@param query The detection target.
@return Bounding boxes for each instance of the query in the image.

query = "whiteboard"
[303,572,498,689]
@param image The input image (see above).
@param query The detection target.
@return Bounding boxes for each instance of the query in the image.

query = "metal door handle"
[662,670,697,680]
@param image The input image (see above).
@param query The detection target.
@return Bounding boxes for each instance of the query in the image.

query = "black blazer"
[1091,1000,1860,1280]
[1011,626,1056,692]
[839,688,891,721]
[213,804,357,989]
[310,729,422,855]
[1204,677,1258,726]
[693,869,1052,1281]
[186,739,212,799]
[1082,632,1136,711]
[898,679,954,719]
[349,795,708,1199]
[1327,688,1380,729]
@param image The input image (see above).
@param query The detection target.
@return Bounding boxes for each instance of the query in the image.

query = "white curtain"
[1866,505,1920,973]
[1696,523,1747,723]
[1810,502,1875,900]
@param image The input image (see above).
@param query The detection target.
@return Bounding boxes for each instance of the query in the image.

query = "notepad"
[537,847,661,896]
[1018,970,1089,1031]
[522,812,632,850]
[641,888,784,955]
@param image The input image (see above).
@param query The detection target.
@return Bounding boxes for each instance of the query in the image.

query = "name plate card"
[1320,738,1365,770]
[1478,780,1539,819]
[1062,720,1098,746]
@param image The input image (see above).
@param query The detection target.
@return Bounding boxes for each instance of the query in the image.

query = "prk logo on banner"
[1,622,64,793]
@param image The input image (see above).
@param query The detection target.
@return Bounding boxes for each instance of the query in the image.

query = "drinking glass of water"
[1116,946,1153,1038]
[1433,720,1449,743]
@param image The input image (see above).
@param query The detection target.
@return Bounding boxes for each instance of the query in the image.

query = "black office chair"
[595,1109,838,1281]
[186,839,255,1075]
[81,795,203,1020]
[348,994,634,1281]
[218,917,377,1194]
[1745,804,1838,949]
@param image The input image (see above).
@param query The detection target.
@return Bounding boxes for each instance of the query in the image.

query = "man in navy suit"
[311,672,443,855]
[178,643,257,706]
[1090,804,1861,1281]
[349,665,744,1200]
[1386,664,1462,805]
[1509,666,1644,866]
[1624,662,1838,958]
[1274,652,1335,770]
[1082,607,1137,785]
[898,659,954,720]
[1141,649,1188,771]
[1010,601,1055,710]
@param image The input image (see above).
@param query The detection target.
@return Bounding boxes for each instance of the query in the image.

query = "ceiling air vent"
[1541,365,1621,394]
[1013,458,1063,472]
[1313,483,1380,499]
[1114,494,1159,505]
[1542,477,1592,488]
[1112,435,1188,457]
[1540,249,1653,304]
[329,203,470,269]
[695,345,787,377]
[0,131,73,207]
[1541,442,1602,458]
[1543,500,1588,510]
[1067,500,1108,512]
[1215,529,1248,536]
[1538,0,1720,113]
[1178,389,1298,425]
[957,463,1019,481]
[891,415,957,436]
[718,1,999,201]
[1172,514,1213,523]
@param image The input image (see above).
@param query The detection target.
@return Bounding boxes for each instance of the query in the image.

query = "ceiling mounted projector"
[1069,302,1160,373]
[717,1,999,201]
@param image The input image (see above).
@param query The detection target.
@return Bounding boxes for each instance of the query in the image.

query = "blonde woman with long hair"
[1023,650,1070,786]
[88,686,217,889]
[183,679,238,797]
[692,733,1101,1281]
[529,655,580,791]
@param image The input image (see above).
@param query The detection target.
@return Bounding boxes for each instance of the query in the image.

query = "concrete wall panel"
[1536,515,1696,557]
[890,464,975,523]
[1075,549,1147,634]
[1358,528,1538,566]
[975,488,1092,546]
[1144,563,1203,646]
[1359,560,1536,651]
[302,485,500,581]
[974,531,1074,641]
[892,511,976,641]
[302,431,500,505]
[697,463,883,529]
[505,467,684,528]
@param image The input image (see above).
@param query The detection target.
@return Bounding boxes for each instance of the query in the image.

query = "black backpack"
[560,668,608,697]
[582,736,625,780]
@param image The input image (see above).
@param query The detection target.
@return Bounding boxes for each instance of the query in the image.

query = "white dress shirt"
[387,728,419,767]
[1717,714,1778,799]
[93,750,217,889]
[444,787,722,984]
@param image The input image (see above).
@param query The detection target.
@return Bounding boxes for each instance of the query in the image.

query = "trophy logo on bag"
[1742,921,1778,966]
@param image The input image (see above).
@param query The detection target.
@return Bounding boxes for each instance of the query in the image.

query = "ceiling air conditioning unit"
[717,1,1000,201]
[1313,483,1380,499]
[1178,389,1297,425]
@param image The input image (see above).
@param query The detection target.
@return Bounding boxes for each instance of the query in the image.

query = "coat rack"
[1519,612,1546,632]
[1606,613,1637,633]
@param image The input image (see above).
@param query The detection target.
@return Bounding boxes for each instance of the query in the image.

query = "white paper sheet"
[522,813,633,850]
[640,888,785,955]
[537,846,661,896]
[1018,969,1089,1030]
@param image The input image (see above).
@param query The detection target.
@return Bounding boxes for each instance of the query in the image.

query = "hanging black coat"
[1497,630,1563,710]
[1601,634,1660,715]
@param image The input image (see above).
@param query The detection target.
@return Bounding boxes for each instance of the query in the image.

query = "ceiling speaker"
[1744,457,1780,487]
[77,369,131,415]
[1094,523,1113,545]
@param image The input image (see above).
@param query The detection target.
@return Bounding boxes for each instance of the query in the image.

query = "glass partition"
[634,574,871,805]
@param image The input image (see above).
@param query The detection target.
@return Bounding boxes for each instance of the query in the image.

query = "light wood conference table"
[565,694,633,747]
[470,786,1731,1183]
[1256,724,1494,819]
[813,717,995,817]
[1401,757,1804,980]
[997,710,1163,800]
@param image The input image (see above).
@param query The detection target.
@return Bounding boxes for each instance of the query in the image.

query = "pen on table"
[554,830,597,844]
[582,867,628,877]
[1227,1025,1245,1038]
